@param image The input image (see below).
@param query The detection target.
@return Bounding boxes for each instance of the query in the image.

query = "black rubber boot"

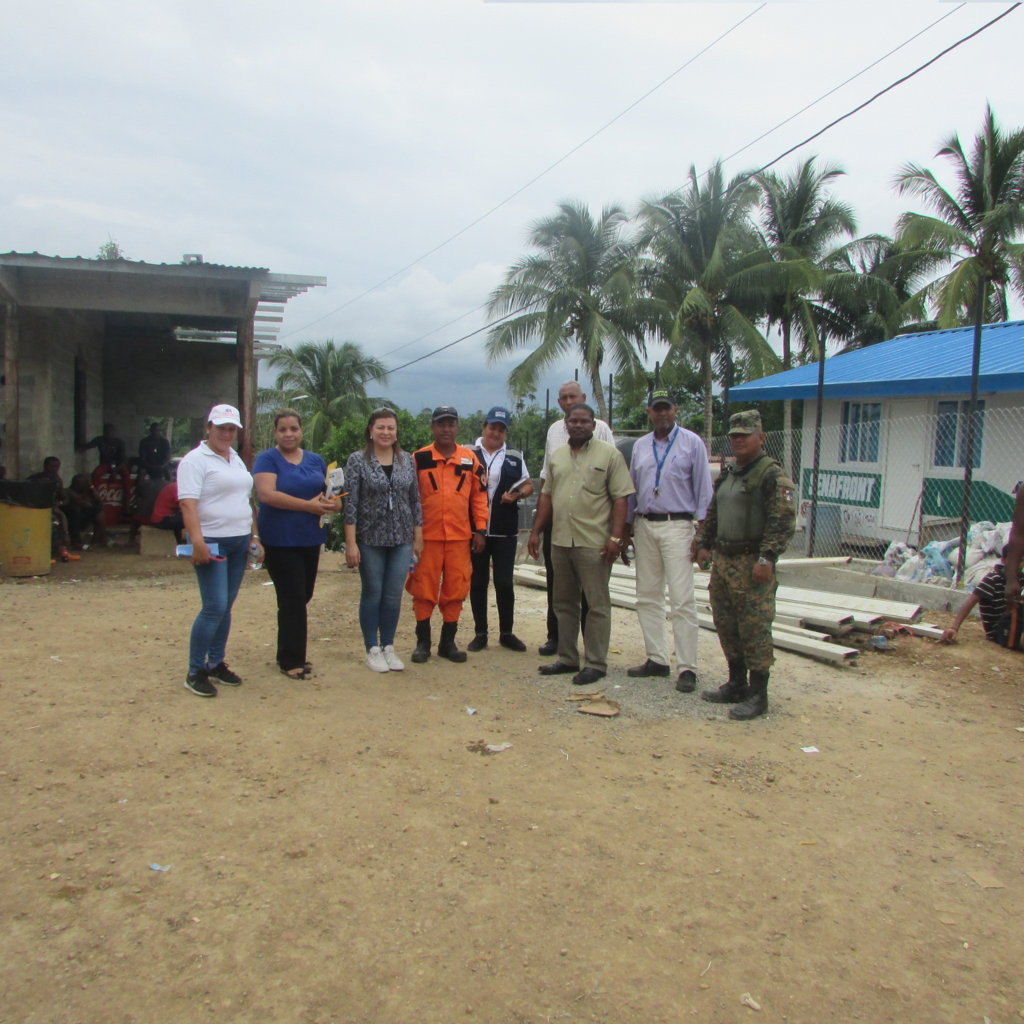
[411,619,432,664]
[701,659,747,703]
[729,669,769,720]
[437,621,467,663]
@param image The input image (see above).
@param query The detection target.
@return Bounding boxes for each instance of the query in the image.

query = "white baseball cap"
[208,403,243,428]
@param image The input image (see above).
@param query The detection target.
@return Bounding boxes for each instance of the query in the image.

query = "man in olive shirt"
[528,404,634,685]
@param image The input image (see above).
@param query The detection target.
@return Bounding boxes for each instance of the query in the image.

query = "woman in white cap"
[176,403,262,698]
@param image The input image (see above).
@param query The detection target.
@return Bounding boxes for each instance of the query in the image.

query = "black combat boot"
[437,621,467,663]
[700,660,747,703]
[729,669,769,720]
[411,619,432,664]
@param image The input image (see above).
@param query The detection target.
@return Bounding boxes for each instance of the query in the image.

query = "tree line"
[487,104,1024,445]
[257,105,1023,465]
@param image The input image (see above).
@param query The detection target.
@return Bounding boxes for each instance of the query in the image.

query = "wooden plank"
[777,556,852,566]
[775,583,920,622]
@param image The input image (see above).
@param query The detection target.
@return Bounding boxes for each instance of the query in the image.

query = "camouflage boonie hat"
[728,410,762,435]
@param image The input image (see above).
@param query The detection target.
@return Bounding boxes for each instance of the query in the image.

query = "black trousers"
[542,521,587,643]
[470,534,518,635]
[262,544,321,671]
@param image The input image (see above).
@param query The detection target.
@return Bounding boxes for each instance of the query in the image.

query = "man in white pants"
[622,389,714,692]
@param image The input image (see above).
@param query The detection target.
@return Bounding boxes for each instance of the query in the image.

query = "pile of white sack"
[873,521,1013,589]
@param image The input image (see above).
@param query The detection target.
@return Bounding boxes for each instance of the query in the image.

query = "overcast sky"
[5,1,1022,416]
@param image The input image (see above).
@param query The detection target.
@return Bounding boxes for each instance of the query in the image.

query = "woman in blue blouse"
[253,410,339,679]
[344,408,423,672]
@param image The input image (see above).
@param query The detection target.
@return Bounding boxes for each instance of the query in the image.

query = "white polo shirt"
[176,441,254,537]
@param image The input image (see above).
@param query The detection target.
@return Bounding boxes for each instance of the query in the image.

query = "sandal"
[280,667,310,680]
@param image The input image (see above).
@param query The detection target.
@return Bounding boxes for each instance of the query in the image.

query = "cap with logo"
[208,403,243,429]
[728,410,762,436]
[431,405,460,423]
[484,406,511,427]
[648,388,675,408]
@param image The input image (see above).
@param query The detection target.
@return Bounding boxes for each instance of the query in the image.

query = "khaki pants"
[633,517,698,672]
[552,544,612,672]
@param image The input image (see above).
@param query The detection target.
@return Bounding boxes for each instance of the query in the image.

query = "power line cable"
[281,4,767,340]
[360,3,1019,389]
[720,4,965,167]
[746,3,1020,179]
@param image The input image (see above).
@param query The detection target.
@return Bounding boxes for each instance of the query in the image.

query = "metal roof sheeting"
[731,320,1024,400]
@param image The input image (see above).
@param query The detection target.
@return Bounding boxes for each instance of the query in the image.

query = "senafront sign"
[801,468,881,509]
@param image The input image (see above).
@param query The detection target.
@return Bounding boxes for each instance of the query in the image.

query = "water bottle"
[249,541,262,571]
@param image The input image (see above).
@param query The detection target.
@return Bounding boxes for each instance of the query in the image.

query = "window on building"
[934,399,984,468]
[840,401,881,463]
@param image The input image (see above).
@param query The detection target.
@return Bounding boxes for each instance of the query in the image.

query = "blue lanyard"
[651,427,679,496]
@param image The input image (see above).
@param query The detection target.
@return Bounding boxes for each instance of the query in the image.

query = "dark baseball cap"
[431,405,459,422]
[648,388,675,408]
[484,406,511,427]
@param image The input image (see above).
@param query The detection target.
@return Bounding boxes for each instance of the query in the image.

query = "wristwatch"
[610,536,622,546]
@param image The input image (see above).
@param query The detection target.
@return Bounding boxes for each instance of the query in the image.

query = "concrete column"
[3,303,19,478]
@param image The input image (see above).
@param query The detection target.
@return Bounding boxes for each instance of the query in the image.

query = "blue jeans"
[358,543,411,650]
[189,534,250,673]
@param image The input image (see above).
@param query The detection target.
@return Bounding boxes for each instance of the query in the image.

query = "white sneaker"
[366,646,390,673]
[382,645,405,671]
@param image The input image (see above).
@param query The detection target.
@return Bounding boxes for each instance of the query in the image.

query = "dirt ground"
[2,548,1023,1024]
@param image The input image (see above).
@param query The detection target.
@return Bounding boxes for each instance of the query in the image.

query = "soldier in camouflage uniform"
[693,411,795,720]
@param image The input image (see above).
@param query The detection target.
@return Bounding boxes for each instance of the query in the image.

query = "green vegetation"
[258,108,1021,458]
[487,106,1023,441]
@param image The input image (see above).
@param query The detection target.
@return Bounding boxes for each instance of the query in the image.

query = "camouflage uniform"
[696,411,795,717]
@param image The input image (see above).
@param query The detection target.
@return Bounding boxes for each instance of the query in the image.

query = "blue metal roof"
[731,320,1024,400]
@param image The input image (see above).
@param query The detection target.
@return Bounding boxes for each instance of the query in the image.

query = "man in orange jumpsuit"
[407,406,489,663]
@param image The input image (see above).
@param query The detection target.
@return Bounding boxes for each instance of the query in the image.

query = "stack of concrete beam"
[514,557,935,666]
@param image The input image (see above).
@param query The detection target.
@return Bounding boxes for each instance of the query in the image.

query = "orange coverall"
[406,442,489,622]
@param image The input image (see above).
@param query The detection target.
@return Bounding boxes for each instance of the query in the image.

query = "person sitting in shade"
[942,546,1024,648]
[139,422,172,479]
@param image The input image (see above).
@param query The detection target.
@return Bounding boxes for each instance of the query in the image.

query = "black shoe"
[675,669,697,693]
[467,633,488,652]
[729,670,769,720]
[437,621,467,663]
[538,661,579,675]
[538,639,558,657]
[572,667,606,686]
[627,658,670,678]
[185,671,217,698]
[701,660,747,703]
[499,633,527,652]
[411,619,431,664]
[207,662,242,686]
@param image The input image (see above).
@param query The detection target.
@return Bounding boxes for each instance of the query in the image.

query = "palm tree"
[639,162,778,445]
[486,201,655,423]
[265,339,387,450]
[821,234,937,352]
[749,159,857,469]
[894,104,1024,326]
[894,105,1024,579]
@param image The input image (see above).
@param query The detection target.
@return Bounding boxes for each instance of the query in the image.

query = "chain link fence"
[709,404,1023,560]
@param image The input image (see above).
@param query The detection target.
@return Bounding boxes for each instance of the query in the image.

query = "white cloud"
[5,0,1023,415]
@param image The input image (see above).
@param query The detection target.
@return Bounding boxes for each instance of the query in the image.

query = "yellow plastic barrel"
[0,504,52,576]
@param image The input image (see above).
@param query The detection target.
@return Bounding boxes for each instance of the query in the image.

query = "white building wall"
[798,392,1023,548]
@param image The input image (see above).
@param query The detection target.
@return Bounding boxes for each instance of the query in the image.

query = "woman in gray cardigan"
[344,409,424,672]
